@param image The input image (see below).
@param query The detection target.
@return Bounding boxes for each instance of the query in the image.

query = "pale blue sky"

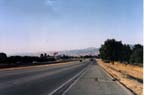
[0,0,142,55]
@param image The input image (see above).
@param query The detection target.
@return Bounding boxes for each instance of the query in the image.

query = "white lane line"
[48,65,89,95]
[62,65,89,95]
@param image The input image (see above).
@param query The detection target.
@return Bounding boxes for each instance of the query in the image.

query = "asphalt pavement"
[65,62,133,95]
[0,61,89,95]
[0,60,133,95]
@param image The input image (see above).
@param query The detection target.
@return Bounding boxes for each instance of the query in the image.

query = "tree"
[40,54,44,58]
[133,44,143,51]
[0,52,7,63]
[129,44,143,64]
[120,44,132,63]
[44,53,47,57]
[8,56,22,63]
[99,39,123,64]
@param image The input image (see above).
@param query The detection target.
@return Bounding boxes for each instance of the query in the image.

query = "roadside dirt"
[97,59,143,95]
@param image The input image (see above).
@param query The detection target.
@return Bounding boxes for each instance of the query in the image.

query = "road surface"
[65,61,133,95]
[0,61,88,95]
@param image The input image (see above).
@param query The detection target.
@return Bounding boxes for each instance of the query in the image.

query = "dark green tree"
[0,52,7,63]
[99,39,123,64]
[40,54,44,58]
[120,44,132,63]
[133,44,143,51]
[129,44,143,64]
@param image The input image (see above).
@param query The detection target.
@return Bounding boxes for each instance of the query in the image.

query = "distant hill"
[22,45,135,56]
[11,45,136,57]
[9,47,99,56]
[58,47,99,56]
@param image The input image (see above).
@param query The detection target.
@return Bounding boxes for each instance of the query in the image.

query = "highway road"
[0,61,89,95]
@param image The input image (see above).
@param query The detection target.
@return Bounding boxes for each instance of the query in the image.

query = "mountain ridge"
[9,47,99,56]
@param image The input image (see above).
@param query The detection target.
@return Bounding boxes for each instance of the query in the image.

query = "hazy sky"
[0,0,142,55]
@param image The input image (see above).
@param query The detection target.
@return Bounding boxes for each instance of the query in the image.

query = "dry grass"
[97,59,143,95]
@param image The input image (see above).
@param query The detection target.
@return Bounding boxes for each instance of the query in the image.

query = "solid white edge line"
[62,66,89,95]
[48,65,89,95]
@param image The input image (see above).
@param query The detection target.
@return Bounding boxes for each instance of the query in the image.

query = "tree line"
[0,53,75,65]
[99,39,143,65]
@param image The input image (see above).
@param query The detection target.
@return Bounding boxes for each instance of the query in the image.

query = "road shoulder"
[64,61,130,95]
[97,59,142,95]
